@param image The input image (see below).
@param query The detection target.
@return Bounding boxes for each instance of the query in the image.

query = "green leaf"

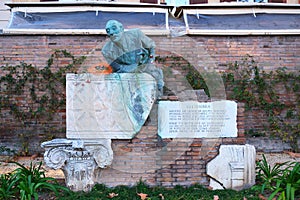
[286,183,291,200]
[268,187,283,200]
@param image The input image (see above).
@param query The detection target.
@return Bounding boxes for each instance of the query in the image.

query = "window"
[4,3,300,36]
[268,0,286,2]
[183,8,300,35]
[220,0,235,2]
[237,0,268,2]
[190,0,208,4]
[5,6,169,35]
[140,0,158,3]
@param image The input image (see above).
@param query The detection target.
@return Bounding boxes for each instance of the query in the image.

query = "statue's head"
[105,20,124,42]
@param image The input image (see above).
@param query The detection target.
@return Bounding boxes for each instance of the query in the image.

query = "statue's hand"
[149,56,155,64]
[137,49,150,65]
[117,63,139,73]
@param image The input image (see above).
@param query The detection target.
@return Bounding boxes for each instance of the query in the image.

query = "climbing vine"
[221,56,299,152]
[162,55,299,152]
[0,50,85,154]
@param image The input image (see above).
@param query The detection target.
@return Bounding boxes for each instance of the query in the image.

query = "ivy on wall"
[1,52,299,153]
[0,50,85,155]
[222,56,300,152]
[186,55,300,152]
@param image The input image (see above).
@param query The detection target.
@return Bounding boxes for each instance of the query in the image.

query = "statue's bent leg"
[142,64,164,98]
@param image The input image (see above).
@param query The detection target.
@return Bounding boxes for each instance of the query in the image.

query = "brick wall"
[0,34,298,152]
[0,35,107,154]
[1,35,299,73]
[0,34,298,186]
[97,102,245,187]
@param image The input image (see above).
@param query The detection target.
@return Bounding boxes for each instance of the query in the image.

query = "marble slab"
[66,73,157,139]
[158,100,237,138]
[207,144,256,190]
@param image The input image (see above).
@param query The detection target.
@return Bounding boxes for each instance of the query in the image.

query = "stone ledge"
[246,137,300,153]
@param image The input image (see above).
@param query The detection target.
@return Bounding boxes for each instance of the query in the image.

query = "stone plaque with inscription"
[158,100,237,138]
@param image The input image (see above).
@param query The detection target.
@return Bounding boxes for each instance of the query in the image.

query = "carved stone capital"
[41,138,113,191]
[43,146,68,170]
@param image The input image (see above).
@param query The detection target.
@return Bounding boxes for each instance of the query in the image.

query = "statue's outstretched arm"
[111,61,138,73]
[139,31,156,64]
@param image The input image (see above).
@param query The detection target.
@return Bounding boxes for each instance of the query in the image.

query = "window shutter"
[140,0,158,3]
[268,0,286,2]
[220,0,236,2]
[190,0,208,3]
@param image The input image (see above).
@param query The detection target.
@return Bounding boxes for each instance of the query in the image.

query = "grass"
[0,161,262,200]
[56,181,261,200]
[5,154,299,199]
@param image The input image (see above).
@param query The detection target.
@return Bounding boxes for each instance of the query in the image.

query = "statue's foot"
[157,88,164,99]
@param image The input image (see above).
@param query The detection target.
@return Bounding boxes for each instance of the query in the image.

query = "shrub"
[0,161,69,200]
[255,154,300,200]
[268,162,300,200]
[0,173,18,199]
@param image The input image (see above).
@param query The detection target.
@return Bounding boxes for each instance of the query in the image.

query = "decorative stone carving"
[207,144,256,190]
[64,150,95,191]
[66,73,157,139]
[41,139,113,192]
[229,162,245,189]
[86,144,113,168]
[42,73,156,191]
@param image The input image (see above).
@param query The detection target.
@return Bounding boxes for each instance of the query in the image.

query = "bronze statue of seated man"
[102,20,164,97]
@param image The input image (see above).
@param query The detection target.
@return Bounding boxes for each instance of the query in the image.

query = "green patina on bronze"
[102,20,164,96]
